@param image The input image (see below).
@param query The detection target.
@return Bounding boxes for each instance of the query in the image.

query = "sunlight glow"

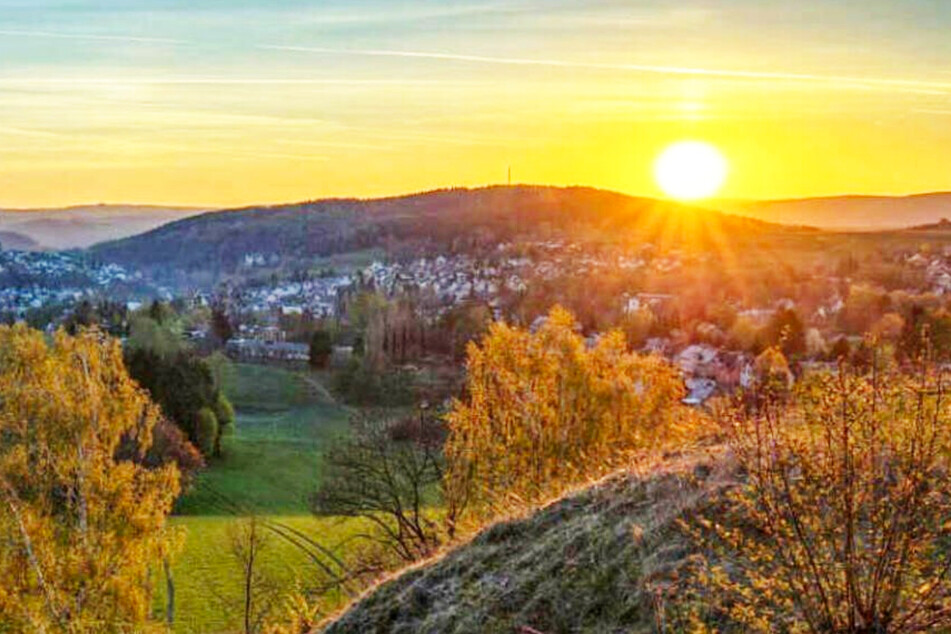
[653,141,728,201]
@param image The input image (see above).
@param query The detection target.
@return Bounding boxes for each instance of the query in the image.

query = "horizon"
[3,0,951,208]
[4,182,951,212]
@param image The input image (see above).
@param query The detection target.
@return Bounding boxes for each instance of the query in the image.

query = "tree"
[64,299,98,335]
[194,407,219,457]
[871,312,905,342]
[752,346,794,402]
[311,412,444,563]
[124,318,234,458]
[764,308,806,357]
[444,306,689,521]
[309,329,333,369]
[679,359,951,632]
[211,306,234,345]
[0,325,180,632]
[213,394,236,456]
[228,517,280,634]
[829,336,852,361]
[728,316,761,353]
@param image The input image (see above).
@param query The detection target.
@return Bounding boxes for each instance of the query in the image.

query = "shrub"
[331,359,414,407]
[309,329,333,368]
[678,359,951,632]
[194,407,219,457]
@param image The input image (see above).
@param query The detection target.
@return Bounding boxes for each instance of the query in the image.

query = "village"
[214,241,951,407]
[7,237,951,408]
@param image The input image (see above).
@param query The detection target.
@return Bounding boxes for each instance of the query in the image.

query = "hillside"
[323,451,727,634]
[0,204,208,250]
[89,186,787,285]
[719,192,951,231]
[0,231,41,251]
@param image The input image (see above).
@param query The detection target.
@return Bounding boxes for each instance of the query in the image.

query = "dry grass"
[320,445,733,634]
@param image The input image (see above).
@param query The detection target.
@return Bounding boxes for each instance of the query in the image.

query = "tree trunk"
[164,558,175,627]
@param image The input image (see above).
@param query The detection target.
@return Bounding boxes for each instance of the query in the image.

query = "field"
[158,363,358,633]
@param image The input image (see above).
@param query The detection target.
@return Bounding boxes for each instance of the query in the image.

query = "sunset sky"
[2,0,951,208]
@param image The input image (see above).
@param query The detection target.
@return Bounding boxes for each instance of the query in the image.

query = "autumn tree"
[444,306,690,521]
[679,359,951,632]
[0,325,180,632]
[764,308,806,357]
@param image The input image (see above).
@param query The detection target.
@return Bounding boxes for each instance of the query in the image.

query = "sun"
[653,141,728,201]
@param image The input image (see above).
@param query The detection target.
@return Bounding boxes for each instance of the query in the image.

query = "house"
[676,344,719,375]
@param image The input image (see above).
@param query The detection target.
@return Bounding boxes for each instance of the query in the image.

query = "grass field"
[158,362,358,633]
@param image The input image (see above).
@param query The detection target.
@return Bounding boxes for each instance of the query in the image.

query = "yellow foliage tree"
[0,326,180,632]
[445,306,689,521]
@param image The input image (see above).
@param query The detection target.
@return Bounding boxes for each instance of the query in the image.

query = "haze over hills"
[88,186,787,286]
[0,204,209,251]
[717,192,951,231]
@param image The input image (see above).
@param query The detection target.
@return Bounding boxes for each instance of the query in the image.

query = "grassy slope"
[159,363,357,633]
[323,453,723,634]
[175,363,350,515]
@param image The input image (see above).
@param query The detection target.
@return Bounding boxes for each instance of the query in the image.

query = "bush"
[677,358,951,632]
[194,407,219,457]
[330,360,414,407]
[309,329,333,368]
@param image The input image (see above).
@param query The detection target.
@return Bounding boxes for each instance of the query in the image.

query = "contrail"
[260,45,951,94]
[0,29,184,45]
[0,77,462,86]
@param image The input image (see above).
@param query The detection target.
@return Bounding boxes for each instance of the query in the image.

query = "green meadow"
[158,363,358,633]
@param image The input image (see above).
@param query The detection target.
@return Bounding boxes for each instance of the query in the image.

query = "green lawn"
[175,363,351,515]
[160,362,358,632]
[161,515,364,634]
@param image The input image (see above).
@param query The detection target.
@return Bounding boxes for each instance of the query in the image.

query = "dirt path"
[298,371,339,406]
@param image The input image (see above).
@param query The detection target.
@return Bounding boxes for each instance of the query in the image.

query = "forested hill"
[87,186,790,284]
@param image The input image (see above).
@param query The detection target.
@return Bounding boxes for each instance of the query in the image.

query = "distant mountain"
[718,193,951,231]
[0,231,42,251]
[906,217,951,232]
[0,204,208,250]
[89,186,788,285]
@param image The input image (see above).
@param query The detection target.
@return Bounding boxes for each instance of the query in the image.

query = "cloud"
[0,29,184,44]
[260,45,951,95]
[0,77,463,86]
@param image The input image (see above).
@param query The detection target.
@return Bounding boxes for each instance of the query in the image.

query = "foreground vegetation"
[325,455,717,634]
[324,317,951,633]
[6,305,951,632]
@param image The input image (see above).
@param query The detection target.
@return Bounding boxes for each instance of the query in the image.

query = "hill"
[323,451,725,634]
[89,186,788,285]
[718,192,951,231]
[906,217,951,232]
[0,231,41,251]
[0,204,208,250]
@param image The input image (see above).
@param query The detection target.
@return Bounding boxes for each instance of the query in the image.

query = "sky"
[2,0,951,208]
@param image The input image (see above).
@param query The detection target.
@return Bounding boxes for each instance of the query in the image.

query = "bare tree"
[310,411,445,564]
[227,516,281,634]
